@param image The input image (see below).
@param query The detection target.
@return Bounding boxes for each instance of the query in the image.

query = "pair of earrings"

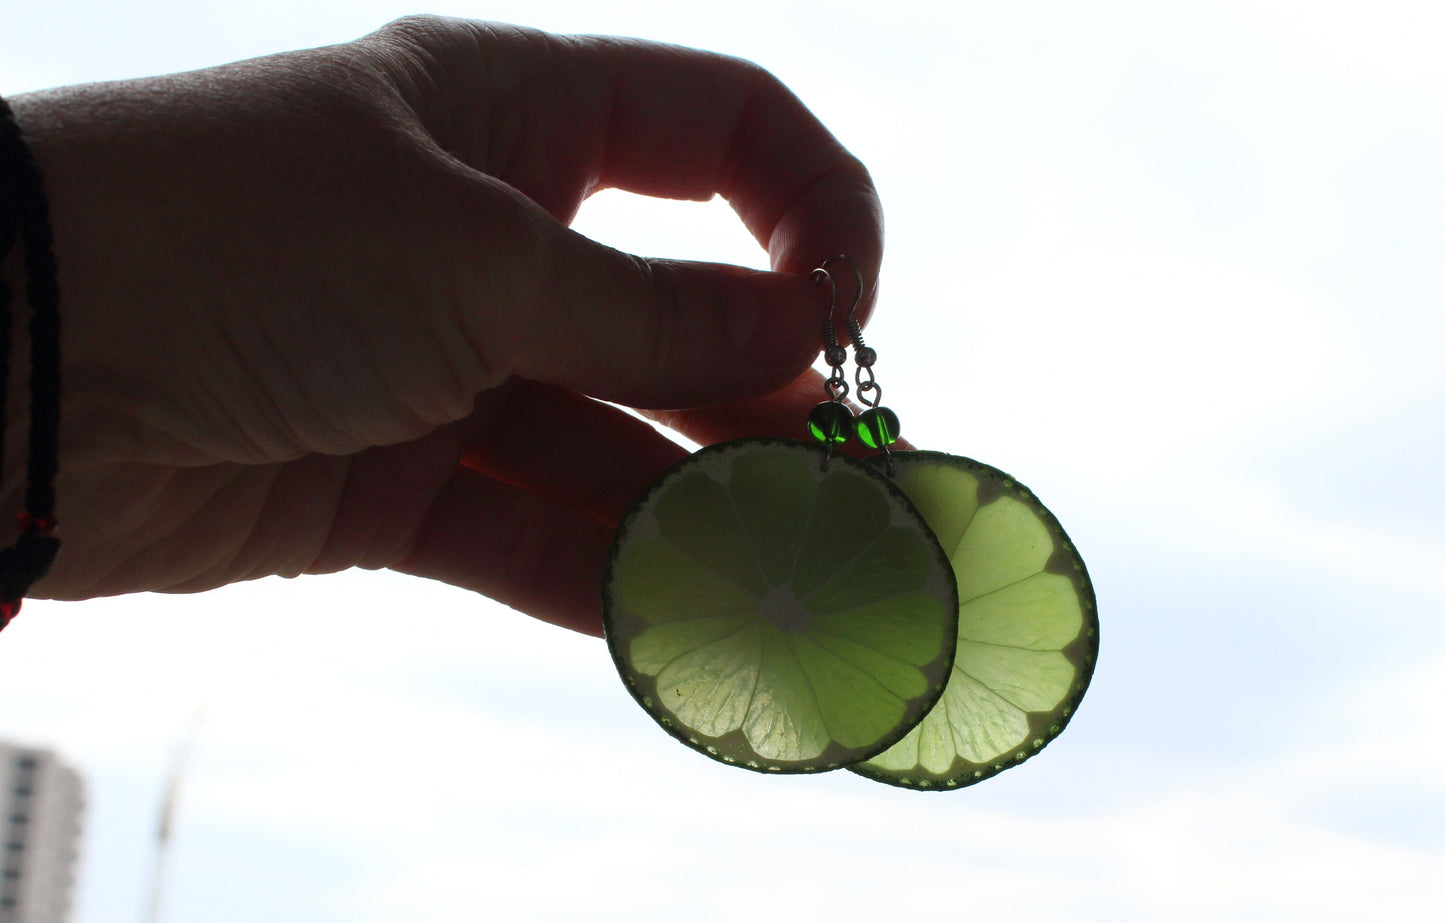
[805,255,901,470]
[600,252,1098,790]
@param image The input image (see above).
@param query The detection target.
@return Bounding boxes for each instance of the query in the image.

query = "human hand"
[1,16,882,633]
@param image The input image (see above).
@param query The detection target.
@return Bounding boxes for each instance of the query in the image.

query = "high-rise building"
[0,743,84,923]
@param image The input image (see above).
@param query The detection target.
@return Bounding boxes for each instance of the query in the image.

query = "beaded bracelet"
[0,93,62,631]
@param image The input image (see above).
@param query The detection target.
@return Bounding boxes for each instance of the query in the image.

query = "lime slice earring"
[601,257,958,773]
[847,447,1099,790]
[601,254,1098,790]
[814,256,1101,790]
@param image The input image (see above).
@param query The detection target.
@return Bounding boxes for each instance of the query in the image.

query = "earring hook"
[809,263,837,324]
[811,262,849,403]
[814,254,864,337]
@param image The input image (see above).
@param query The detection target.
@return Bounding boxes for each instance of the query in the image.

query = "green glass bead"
[807,401,855,445]
[856,407,900,449]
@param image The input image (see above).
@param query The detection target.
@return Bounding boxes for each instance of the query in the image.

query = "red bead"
[16,512,56,536]
[0,598,20,629]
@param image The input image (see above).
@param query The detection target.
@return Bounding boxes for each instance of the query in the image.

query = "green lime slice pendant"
[850,451,1098,790]
[602,439,960,773]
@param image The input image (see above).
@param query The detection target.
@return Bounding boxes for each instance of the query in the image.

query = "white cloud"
[25,572,1428,923]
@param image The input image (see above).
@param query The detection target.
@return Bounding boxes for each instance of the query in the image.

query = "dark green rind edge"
[601,438,961,775]
[848,450,1100,791]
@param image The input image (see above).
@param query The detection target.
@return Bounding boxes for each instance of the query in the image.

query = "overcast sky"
[2,1,1443,921]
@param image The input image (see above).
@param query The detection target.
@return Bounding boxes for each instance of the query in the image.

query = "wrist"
[0,245,25,522]
[0,92,63,621]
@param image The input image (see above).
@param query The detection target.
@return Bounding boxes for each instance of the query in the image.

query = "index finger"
[378,18,883,312]
[580,35,883,287]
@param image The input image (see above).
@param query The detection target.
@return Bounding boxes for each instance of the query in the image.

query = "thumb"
[509,228,828,410]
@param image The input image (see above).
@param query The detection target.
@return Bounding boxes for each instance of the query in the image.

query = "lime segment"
[852,452,1098,790]
[604,440,959,773]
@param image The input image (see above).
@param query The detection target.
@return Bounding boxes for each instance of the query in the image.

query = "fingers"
[373,19,883,411]
[530,31,882,404]
[394,380,691,636]
[381,18,883,279]
[509,243,828,409]
[393,465,614,636]
[460,380,687,527]
[573,35,884,282]
[645,372,829,445]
